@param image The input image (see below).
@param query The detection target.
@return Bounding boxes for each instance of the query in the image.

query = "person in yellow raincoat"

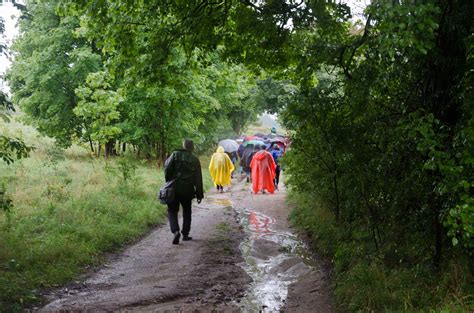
[209,146,235,193]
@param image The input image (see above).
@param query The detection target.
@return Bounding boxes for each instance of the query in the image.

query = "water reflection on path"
[236,207,316,312]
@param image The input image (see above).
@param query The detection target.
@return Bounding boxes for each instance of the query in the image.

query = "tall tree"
[7,1,101,147]
[74,71,122,158]
[0,16,31,164]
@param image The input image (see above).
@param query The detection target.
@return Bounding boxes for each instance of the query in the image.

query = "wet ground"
[231,176,332,313]
[40,174,332,312]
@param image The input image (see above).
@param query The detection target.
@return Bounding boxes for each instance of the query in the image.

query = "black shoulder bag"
[158,153,182,204]
[158,178,176,204]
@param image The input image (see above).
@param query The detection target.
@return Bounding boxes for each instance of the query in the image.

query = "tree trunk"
[333,171,340,222]
[156,107,169,168]
[359,177,382,251]
[433,213,442,267]
[89,138,94,153]
[105,141,115,159]
[158,135,167,167]
[423,0,469,267]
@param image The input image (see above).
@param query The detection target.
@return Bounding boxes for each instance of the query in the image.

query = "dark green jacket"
[164,149,204,200]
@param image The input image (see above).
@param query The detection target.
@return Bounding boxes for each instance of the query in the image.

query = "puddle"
[195,197,233,210]
[209,198,233,207]
[236,207,316,312]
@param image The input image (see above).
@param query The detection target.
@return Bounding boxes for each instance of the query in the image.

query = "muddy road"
[41,175,332,312]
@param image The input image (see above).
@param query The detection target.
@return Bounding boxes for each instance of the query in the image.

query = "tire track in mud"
[40,193,250,312]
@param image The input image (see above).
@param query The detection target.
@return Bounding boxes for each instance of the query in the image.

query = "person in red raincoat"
[249,145,277,194]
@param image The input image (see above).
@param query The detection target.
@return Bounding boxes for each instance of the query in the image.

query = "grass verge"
[0,122,213,311]
[287,191,473,312]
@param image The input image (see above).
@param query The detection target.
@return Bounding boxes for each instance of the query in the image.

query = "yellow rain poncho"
[209,146,235,187]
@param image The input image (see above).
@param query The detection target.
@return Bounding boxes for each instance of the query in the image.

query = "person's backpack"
[158,178,176,204]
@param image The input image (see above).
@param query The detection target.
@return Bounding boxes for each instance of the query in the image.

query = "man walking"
[271,145,283,189]
[164,139,204,245]
[241,144,258,183]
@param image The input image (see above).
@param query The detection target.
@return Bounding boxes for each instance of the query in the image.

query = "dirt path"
[230,176,333,312]
[40,175,332,312]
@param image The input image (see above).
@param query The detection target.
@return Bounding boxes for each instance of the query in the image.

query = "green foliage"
[0,135,32,165]
[7,0,102,147]
[0,19,32,166]
[74,71,122,145]
[107,156,139,184]
[251,77,298,115]
[0,16,6,55]
[0,182,13,214]
[9,1,270,161]
[281,0,473,311]
[0,91,13,121]
[42,144,66,170]
[289,192,474,312]
[116,46,247,159]
[280,0,474,251]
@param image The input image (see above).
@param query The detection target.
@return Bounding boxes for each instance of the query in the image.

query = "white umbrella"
[218,139,239,152]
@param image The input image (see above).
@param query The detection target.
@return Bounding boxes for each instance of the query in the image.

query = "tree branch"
[340,13,373,79]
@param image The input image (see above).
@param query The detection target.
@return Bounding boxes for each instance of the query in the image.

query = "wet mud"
[40,174,332,312]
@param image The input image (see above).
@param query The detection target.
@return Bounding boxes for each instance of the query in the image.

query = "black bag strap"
[172,152,184,180]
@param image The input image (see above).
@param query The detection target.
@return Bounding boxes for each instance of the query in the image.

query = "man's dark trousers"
[274,165,281,186]
[167,192,192,236]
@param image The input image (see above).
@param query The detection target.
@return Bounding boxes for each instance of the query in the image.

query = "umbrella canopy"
[270,138,287,146]
[244,135,262,141]
[269,140,286,151]
[272,136,289,144]
[218,139,240,152]
[267,133,286,139]
[242,139,266,147]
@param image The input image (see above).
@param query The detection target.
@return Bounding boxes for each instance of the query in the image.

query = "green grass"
[287,191,474,313]
[213,222,233,255]
[245,123,271,136]
[0,120,214,311]
[244,117,287,137]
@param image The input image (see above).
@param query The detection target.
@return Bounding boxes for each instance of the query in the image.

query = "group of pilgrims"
[209,129,287,195]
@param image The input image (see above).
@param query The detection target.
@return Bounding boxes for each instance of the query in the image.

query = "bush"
[288,191,474,312]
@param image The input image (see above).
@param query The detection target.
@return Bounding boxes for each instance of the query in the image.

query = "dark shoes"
[172,231,180,245]
[172,232,192,244]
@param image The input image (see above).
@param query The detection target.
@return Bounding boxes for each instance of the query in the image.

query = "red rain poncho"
[250,150,276,194]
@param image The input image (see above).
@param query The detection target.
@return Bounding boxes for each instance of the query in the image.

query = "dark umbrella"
[242,139,266,147]
[254,132,266,138]
[244,135,262,141]
[269,139,287,151]
[270,138,287,145]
